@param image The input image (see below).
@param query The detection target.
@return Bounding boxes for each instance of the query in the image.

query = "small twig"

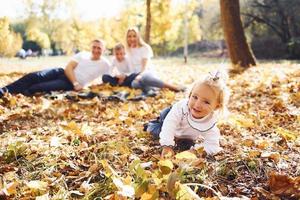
[241,160,257,181]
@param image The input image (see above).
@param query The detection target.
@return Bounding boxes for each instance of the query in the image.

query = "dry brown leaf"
[269,171,300,198]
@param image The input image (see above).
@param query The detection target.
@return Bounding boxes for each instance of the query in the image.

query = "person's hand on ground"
[161,146,175,159]
[73,82,83,91]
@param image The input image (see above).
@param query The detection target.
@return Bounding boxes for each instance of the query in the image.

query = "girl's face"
[188,83,220,119]
[127,30,138,47]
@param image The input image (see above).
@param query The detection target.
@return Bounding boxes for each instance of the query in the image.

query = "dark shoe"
[65,93,79,101]
[143,123,148,131]
[107,91,129,102]
[78,92,99,99]
[0,87,8,98]
[128,95,146,101]
[142,89,158,97]
[174,86,187,92]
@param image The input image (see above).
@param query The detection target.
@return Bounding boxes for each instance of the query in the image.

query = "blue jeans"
[147,106,172,139]
[102,73,139,87]
[0,68,73,96]
[131,72,164,92]
[147,106,195,151]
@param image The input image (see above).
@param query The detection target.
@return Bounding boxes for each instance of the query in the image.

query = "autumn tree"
[150,0,201,55]
[26,27,51,50]
[0,17,23,57]
[220,0,256,67]
[145,0,151,43]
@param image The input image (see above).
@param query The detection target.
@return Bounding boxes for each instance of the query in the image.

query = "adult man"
[0,39,111,97]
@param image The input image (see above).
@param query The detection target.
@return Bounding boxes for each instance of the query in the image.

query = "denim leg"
[140,72,164,88]
[122,73,139,87]
[131,72,164,92]
[2,68,64,94]
[102,75,118,86]
[26,75,73,94]
[147,107,172,139]
[131,77,152,93]
[34,68,65,81]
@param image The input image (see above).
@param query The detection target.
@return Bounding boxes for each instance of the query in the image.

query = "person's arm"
[193,128,222,155]
[64,60,82,91]
[159,102,182,158]
[134,58,148,81]
[161,146,175,158]
[135,46,152,80]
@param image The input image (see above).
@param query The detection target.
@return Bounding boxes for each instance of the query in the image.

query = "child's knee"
[102,74,111,82]
[147,122,161,139]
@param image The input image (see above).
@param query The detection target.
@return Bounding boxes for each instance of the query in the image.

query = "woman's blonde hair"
[189,70,230,117]
[125,27,153,56]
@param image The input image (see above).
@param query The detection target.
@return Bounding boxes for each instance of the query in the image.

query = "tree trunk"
[220,0,256,67]
[145,0,151,43]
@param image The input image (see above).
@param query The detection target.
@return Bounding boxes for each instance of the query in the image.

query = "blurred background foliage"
[0,0,300,59]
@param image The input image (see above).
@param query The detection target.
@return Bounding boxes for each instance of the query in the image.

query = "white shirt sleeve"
[71,52,82,63]
[111,59,119,76]
[159,102,182,147]
[194,128,222,155]
[105,60,113,75]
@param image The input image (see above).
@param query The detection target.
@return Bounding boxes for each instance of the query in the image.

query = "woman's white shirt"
[127,45,153,73]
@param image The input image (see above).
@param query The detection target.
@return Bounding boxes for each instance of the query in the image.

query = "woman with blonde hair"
[125,27,184,93]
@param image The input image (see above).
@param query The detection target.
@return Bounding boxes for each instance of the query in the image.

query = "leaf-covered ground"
[0,57,299,199]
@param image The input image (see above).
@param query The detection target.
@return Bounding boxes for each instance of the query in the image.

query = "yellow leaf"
[229,114,255,128]
[175,151,197,161]
[176,184,199,200]
[276,127,297,141]
[100,160,118,177]
[141,185,158,200]
[158,159,174,175]
[9,96,17,107]
[124,176,132,185]
[242,139,255,147]
[63,121,82,135]
[257,141,269,150]
[261,152,281,163]
[248,150,261,158]
[3,181,18,195]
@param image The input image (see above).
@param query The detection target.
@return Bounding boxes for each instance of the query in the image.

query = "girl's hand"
[161,146,175,159]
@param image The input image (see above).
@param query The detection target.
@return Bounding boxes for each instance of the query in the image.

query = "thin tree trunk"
[145,0,151,43]
[220,0,256,67]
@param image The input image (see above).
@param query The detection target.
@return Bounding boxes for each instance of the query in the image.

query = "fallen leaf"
[175,151,197,161]
[268,171,300,198]
[158,159,174,175]
[276,127,297,141]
